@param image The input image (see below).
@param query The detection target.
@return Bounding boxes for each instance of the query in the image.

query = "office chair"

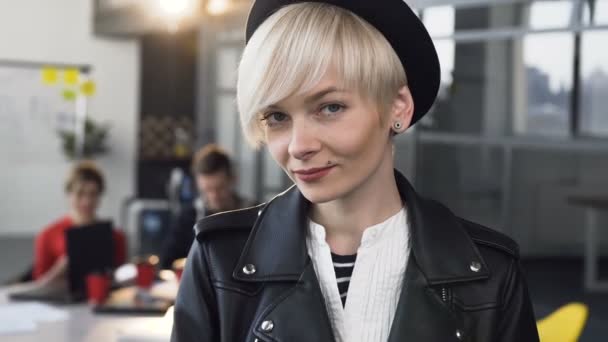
[537,302,588,342]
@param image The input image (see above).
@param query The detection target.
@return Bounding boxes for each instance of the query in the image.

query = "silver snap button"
[260,320,274,332]
[455,329,463,339]
[243,264,256,275]
[258,210,262,217]
[470,261,481,273]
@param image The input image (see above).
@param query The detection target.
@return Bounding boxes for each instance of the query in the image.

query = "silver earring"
[393,121,403,130]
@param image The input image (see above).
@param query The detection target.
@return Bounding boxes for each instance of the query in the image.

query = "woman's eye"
[262,112,289,126]
[320,103,345,116]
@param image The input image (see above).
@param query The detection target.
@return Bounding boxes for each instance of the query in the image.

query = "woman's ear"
[389,86,415,134]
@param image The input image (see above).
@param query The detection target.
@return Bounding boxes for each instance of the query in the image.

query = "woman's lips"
[293,165,335,182]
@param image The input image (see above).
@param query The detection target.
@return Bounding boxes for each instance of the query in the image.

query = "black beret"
[245,0,441,127]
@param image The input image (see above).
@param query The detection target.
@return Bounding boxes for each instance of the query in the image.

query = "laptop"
[65,221,115,298]
[9,221,115,303]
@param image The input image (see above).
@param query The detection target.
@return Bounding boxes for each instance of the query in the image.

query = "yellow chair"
[536,302,589,342]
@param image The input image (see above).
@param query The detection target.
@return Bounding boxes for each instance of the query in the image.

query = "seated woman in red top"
[33,161,126,280]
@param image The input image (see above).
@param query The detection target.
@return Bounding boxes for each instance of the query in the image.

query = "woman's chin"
[298,184,343,204]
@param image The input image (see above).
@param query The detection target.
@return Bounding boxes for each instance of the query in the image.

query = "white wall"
[0,0,140,236]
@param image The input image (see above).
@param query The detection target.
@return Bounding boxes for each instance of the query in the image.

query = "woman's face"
[262,69,395,204]
[68,180,101,219]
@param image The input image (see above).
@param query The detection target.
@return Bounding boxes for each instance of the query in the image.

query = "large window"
[421,0,608,138]
[413,0,608,249]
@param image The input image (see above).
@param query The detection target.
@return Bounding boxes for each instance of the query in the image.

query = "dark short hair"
[65,161,105,193]
[191,144,233,177]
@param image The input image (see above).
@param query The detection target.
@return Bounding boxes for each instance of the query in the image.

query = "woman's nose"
[287,120,321,161]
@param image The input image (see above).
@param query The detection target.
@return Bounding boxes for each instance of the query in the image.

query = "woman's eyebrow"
[304,86,345,105]
[263,86,346,112]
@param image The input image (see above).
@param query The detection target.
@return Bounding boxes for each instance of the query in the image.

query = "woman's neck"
[69,212,96,226]
[310,156,404,255]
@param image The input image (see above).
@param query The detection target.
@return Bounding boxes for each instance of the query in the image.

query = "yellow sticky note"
[81,80,96,97]
[64,69,80,85]
[41,67,58,85]
[62,89,77,101]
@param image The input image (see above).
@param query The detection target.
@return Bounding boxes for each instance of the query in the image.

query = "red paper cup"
[86,273,110,304]
[134,255,159,289]
[173,258,186,282]
[174,268,184,282]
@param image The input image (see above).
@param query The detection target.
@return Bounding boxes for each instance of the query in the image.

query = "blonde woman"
[172,1,539,341]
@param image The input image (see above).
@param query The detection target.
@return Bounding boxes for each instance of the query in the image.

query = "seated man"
[160,144,254,269]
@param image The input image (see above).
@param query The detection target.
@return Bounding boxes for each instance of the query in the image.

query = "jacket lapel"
[387,171,489,340]
[394,171,490,284]
[252,262,337,342]
[232,186,336,341]
[232,185,310,282]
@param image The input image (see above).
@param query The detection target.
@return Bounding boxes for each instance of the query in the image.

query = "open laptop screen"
[65,221,114,296]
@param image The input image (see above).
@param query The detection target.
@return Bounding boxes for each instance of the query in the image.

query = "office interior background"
[0,0,607,340]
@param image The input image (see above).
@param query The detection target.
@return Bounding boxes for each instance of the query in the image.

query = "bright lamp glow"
[207,0,229,16]
[157,0,192,17]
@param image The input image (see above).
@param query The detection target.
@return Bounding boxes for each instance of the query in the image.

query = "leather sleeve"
[171,241,218,342]
[496,259,540,342]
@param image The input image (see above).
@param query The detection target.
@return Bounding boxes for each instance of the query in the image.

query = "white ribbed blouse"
[306,209,410,342]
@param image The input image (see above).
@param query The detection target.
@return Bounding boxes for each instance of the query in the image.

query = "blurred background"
[0,0,607,340]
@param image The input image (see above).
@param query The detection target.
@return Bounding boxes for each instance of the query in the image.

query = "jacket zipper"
[441,287,448,302]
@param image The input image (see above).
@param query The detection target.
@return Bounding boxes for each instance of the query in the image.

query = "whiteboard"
[0,63,84,235]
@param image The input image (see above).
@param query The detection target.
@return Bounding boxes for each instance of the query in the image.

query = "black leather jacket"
[171,171,539,341]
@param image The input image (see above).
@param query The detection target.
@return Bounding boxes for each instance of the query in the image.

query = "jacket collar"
[233,170,489,284]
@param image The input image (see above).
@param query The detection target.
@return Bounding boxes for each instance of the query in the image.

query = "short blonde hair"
[237,2,407,148]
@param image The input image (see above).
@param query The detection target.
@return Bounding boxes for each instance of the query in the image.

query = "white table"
[0,288,173,342]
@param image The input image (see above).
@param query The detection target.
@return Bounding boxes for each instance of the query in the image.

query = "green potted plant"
[58,118,110,159]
